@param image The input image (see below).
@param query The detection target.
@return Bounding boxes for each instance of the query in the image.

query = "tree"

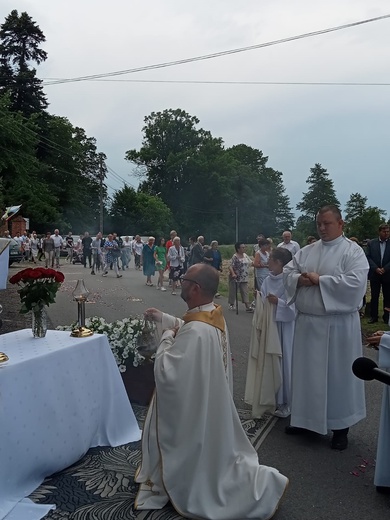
[0,93,38,181]
[296,163,339,237]
[0,10,48,115]
[226,145,294,239]
[344,192,386,240]
[126,111,293,242]
[110,185,173,236]
[126,108,215,208]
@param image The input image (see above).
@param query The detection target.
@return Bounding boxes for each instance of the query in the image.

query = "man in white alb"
[277,230,300,256]
[136,263,288,519]
[283,205,369,450]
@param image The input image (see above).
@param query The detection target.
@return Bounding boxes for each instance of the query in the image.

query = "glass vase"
[32,307,48,338]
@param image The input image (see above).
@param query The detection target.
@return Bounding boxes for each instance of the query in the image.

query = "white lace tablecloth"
[0,329,141,520]
[375,333,390,487]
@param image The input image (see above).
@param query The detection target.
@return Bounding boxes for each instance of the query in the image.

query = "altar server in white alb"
[136,263,288,519]
[283,205,369,450]
[261,247,295,418]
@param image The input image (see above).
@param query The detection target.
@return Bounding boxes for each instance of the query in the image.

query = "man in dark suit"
[366,224,390,324]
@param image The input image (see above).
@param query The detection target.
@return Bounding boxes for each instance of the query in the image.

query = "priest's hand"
[144,307,163,323]
[298,273,314,287]
[305,272,320,285]
[366,331,384,346]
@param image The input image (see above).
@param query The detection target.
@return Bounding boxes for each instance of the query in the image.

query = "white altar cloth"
[0,329,141,520]
[374,332,390,488]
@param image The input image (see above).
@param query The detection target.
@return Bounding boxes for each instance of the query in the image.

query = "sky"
[1,0,390,219]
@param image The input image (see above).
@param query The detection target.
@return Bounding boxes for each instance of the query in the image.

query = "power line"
[41,14,390,87]
[40,78,390,87]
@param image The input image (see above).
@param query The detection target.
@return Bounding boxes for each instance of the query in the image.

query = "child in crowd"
[261,248,296,418]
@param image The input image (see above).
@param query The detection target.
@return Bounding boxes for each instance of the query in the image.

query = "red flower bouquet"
[9,267,65,313]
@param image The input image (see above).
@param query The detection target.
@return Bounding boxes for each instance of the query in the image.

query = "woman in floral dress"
[228,242,254,312]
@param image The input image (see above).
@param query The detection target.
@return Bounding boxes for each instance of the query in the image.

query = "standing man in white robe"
[136,263,288,520]
[283,205,369,450]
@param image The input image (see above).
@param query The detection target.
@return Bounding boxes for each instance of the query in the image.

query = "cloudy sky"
[2,1,390,218]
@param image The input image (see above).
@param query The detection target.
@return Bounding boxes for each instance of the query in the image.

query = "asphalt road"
[47,261,390,520]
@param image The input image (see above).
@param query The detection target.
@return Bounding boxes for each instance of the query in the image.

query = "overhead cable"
[41,14,390,86]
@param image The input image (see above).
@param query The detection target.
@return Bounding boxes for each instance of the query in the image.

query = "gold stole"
[182,305,228,374]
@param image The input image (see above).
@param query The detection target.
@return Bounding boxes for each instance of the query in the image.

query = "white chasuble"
[135,303,288,519]
[245,292,283,418]
[283,236,369,434]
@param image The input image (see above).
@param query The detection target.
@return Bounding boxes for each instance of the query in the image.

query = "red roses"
[10,267,65,285]
[10,267,65,314]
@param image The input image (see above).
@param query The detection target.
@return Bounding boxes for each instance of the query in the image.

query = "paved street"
[47,261,389,520]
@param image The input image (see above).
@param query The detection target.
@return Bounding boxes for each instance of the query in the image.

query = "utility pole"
[99,155,104,235]
[235,206,239,242]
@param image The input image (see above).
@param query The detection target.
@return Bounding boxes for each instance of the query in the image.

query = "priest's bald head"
[316,205,344,242]
[181,264,219,308]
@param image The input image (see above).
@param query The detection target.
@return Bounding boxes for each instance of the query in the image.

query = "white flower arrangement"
[57,316,158,371]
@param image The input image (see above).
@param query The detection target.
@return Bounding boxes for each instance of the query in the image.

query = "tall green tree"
[126,110,292,242]
[225,144,294,238]
[109,185,173,236]
[0,10,48,115]
[295,163,339,237]
[344,192,386,240]
[126,108,234,239]
[36,115,107,232]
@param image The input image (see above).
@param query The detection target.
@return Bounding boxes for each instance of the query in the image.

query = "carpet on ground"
[29,406,275,520]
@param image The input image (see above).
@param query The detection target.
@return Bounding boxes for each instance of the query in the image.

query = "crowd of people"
[4,211,389,516]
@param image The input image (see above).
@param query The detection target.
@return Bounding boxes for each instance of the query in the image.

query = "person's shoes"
[285,425,307,435]
[331,428,349,450]
[368,318,378,324]
[156,286,160,290]
[228,304,235,310]
[102,272,108,277]
[273,405,291,418]
[161,287,167,292]
[215,293,221,298]
[91,271,95,275]
[246,307,254,313]
[117,274,122,278]
[171,291,176,295]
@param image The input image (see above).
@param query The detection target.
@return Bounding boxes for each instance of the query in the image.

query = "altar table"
[0,329,141,520]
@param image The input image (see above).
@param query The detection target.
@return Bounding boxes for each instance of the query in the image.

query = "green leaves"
[125,109,293,241]
[109,186,173,237]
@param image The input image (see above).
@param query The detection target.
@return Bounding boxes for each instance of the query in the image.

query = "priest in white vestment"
[135,263,288,520]
[283,205,369,450]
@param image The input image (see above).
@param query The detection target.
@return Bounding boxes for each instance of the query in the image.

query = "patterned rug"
[29,406,275,520]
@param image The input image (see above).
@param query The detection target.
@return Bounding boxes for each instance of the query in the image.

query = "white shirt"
[277,240,300,255]
[51,234,63,248]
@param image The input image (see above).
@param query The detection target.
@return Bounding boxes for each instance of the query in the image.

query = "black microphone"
[352,357,390,386]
